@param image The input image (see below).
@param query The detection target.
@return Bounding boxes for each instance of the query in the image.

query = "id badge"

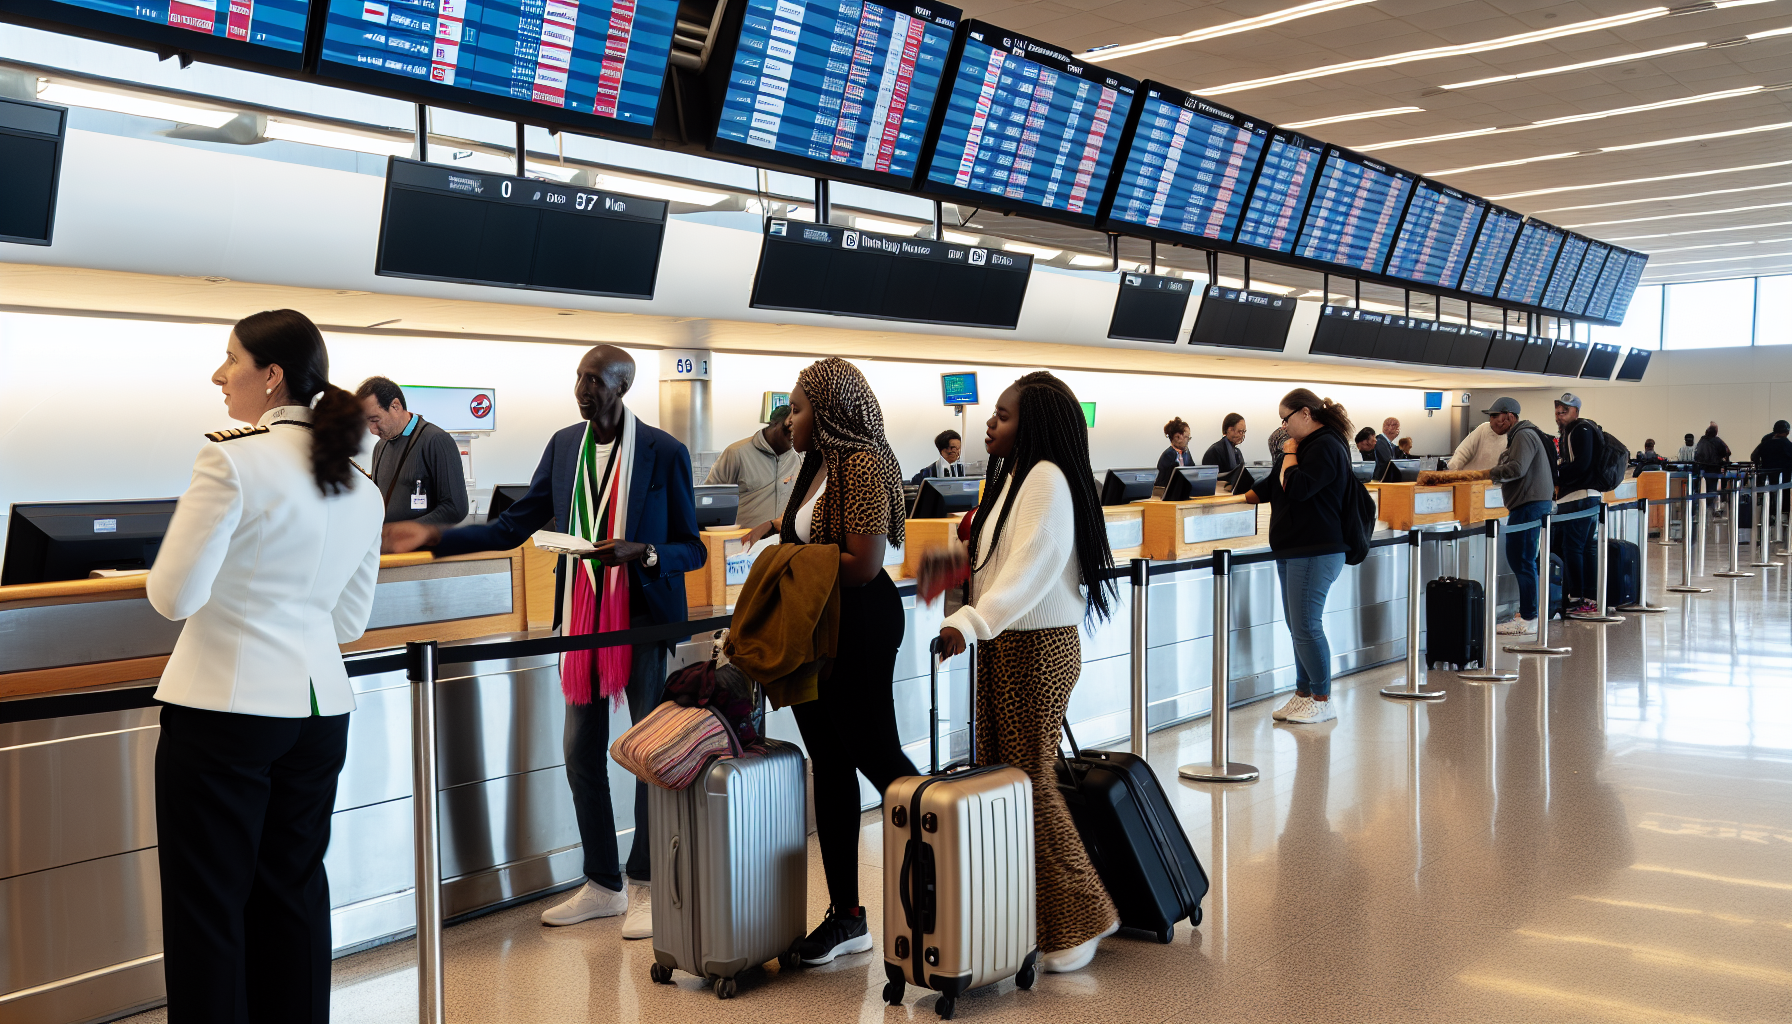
[411,482,427,510]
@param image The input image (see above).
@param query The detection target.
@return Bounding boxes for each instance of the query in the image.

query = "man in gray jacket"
[357,377,470,526]
[1485,397,1555,635]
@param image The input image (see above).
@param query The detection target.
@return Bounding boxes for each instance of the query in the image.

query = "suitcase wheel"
[937,996,957,1020]
[1157,925,1174,944]
[1191,906,1203,927]
[648,962,673,985]
[778,950,801,972]
[713,976,737,1000]
[883,980,906,1005]
[1016,964,1036,990]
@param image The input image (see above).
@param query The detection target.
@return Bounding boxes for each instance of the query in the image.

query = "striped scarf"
[561,413,636,707]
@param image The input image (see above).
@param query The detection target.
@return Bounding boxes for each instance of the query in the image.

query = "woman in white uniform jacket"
[147,309,383,1024]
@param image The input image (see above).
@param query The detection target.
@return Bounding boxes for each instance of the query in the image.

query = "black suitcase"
[1054,723,1207,944]
[1606,539,1639,607]
[1425,576,1484,669]
[1550,553,1565,619]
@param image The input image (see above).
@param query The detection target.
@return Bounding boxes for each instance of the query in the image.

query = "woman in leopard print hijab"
[779,356,906,548]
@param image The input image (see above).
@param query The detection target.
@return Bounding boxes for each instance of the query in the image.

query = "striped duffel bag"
[610,701,744,789]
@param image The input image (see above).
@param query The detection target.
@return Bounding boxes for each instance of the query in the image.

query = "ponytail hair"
[1280,388,1354,442]
[232,309,363,495]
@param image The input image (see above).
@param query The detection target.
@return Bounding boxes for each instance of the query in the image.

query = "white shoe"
[621,883,653,939]
[1495,616,1535,636]
[541,880,627,926]
[1284,698,1337,724]
[1042,918,1117,974]
[1272,695,1311,721]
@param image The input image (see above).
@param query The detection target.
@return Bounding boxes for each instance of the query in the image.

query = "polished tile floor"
[125,541,1792,1023]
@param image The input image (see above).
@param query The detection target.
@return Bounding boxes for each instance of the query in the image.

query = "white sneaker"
[1041,918,1117,974]
[1495,616,1535,636]
[1284,698,1337,724]
[541,880,627,926]
[1272,695,1311,721]
[621,883,652,939]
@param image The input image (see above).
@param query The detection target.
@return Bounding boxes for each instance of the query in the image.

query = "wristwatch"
[643,544,658,567]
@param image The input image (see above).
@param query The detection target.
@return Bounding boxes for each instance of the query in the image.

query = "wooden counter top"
[0,551,443,606]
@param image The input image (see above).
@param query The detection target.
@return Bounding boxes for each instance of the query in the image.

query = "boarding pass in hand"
[532,531,598,556]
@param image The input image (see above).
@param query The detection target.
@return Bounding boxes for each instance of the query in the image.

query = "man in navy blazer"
[384,345,703,941]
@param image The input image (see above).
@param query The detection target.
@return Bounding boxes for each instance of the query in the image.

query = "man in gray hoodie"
[1485,397,1555,634]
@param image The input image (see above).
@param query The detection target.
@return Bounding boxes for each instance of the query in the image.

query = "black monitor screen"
[1545,338,1589,376]
[377,158,667,299]
[751,219,1032,328]
[486,484,531,523]
[1616,347,1652,381]
[1497,220,1565,306]
[0,0,312,69]
[1101,468,1156,505]
[1370,316,1428,364]
[1384,178,1485,288]
[1540,234,1589,311]
[1234,128,1326,253]
[0,98,64,246]
[1310,305,1391,358]
[1161,465,1218,501]
[1449,324,1495,367]
[1421,322,1466,366]
[1483,330,1526,371]
[1516,335,1553,373]
[1580,342,1622,380]
[693,484,740,529]
[1108,272,1194,343]
[1102,85,1267,244]
[1296,146,1416,273]
[1457,204,1522,297]
[1377,458,1421,484]
[1188,286,1294,352]
[2,499,178,585]
[1562,242,1609,316]
[1352,461,1377,483]
[913,476,983,518]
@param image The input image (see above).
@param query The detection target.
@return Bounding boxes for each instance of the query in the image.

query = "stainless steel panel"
[334,686,413,812]
[436,665,566,790]
[0,956,163,1024]
[439,765,581,881]
[364,559,514,629]
[0,598,183,672]
[0,849,161,995]
[330,845,586,954]
[325,798,415,909]
[0,712,158,879]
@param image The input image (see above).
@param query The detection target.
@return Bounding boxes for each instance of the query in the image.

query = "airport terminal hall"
[11,0,1792,1021]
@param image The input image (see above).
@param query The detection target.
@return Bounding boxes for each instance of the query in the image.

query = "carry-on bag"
[1055,721,1206,944]
[1606,539,1640,607]
[882,638,1037,1020]
[1424,576,1485,669]
[1549,553,1565,620]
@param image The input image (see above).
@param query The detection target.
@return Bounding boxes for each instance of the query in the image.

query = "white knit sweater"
[941,461,1085,642]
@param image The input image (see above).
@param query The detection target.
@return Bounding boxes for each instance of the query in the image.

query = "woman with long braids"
[749,357,918,965]
[934,371,1120,974]
[1245,387,1356,725]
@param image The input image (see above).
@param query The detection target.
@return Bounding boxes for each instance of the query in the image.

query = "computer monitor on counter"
[2,499,178,585]
[693,484,740,529]
[1160,465,1219,501]
[913,477,982,519]
[1101,469,1156,506]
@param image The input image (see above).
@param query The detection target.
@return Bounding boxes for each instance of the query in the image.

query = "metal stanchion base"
[1503,643,1571,655]
[1617,603,1668,613]
[1380,684,1448,700]
[1457,670,1518,682]
[1713,570,1755,578]
[1666,586,1713,593]
[1566,612,1625,623]
[1179,761,1260,783]
[1749,560,1783,567]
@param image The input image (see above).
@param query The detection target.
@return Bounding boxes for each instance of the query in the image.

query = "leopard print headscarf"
[780,357,907,548]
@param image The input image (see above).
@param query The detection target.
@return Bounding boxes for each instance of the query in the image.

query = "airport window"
[1755,276,1792,346]
[1662,278,1756,351]
[1594,284,1662,351]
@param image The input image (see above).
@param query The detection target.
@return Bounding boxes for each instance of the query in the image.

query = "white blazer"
[149,406,384,718]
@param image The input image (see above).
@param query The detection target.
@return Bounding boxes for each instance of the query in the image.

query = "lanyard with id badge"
[411,479,428,511]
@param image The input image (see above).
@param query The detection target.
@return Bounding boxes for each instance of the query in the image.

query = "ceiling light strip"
[1362,85,1764,152]
[1439,43,1709,89]
[1280,106,1424,129]
[1537,181,1792,213]
[1651,250,1792,266]
[1566,199,1792,228]
[1433,123,1792,178]
[1609,219,1792,242]
[1490,159,1792,200]
[1650,236,1792,253]
[1075,0,1374,61]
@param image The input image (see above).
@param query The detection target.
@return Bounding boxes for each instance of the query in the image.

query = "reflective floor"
[124,544,1792,1023]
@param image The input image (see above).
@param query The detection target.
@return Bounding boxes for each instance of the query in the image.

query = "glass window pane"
[1757,276,1792,345]
[1594,284,1662,350]
[1662,278,1756,350]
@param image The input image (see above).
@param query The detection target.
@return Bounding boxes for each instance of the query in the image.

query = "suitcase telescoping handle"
[927,635,979,773]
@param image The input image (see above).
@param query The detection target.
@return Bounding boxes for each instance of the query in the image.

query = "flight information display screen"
[1102,85,1267,244]
[0,97,65,247]
[1605,252,1650,324]
[1580,342,1621,380]
[0,0,312,66]
[1309,304,1390,358]
[1561,242,1609,316]
[1383,178,1484,288]
[1582,246,1630,321]
[713,0,961,186]
[1234,129,1324,253]
[1108,272,1193,343]
[1515,335,1553,374]
[1188,285,1295,352]
[1616,347,1651,381]
[1496,220,1565,307]
[1540,233,1589,311]
[922,22,1136,224]
[1295,146,1415,272]
[1482,330,1525,371]
[1545,338,1589,376]
[1456,205,1522,297]
[319,0,678,136]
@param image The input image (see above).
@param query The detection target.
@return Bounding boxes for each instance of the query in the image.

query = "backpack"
[1576,418,1629,492]
[1342,477,1376,565]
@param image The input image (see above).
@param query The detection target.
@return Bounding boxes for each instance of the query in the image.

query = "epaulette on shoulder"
[205,425,271,443]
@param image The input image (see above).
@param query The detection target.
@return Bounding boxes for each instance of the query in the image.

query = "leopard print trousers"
[975,626,1118,953]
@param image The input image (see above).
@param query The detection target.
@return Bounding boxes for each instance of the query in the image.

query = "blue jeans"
[1555,495,1600,602]
[1277,553,1346,698]
[1505,499,1553,620]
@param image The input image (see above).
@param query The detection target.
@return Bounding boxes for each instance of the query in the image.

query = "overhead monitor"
[1482,330,1525,371]
[1561,241,1609,316]
[1545,338,1589,376]
[1108,272,1194,343]
[1616,347,1652,382]
[1515,334,1553,373]
[1295,146,1416,273]
[1447,324,1495,368]
[1496,220,1565,307]
[1100,84,1267,245]
[1101,468,1156,505]
[377,158,667,299]
[1371,315,1429,364]
[1383,178,1486,288]
[0,97,64,246]
[920,21,1137,226]
[1420,322,1464,366]
[1309,305,1390,358]
[1423,391,1445,411]
[317,0,678,138]
[1231,128,1325,254]
[940,371,979,405]
[1582,246,1631,321]
[751,219,1031,328]
[2,499,178,585]
[0,0,312,69]
[1188,285,1295,352]
[1604,251,1651,324]
[1456,205,1523,297]
[1579,342,1622,380]
[711,0,962,188]
[402,385,498,431]
[1539,233,1590,312]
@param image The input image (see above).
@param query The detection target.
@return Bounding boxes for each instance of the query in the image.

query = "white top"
[148,406,385,717]
[941,460,1084,642]
[795,478,825,544]
[1447,421,1509,473]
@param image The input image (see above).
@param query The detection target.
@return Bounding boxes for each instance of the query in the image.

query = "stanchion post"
[1777,472,1791,557]
[1669,488,1712,594]
[1459,519,1517,682]
[1383,529,1447,700]
[1571,502,1623,623]
[1506,514,1571,655]
[1179,550,1259,782]
[1620,499,1668,612]
[407,640,446,1024]
[1715,475,1754,578]
[1130,558,1150,757]
[1751,472,1781,567]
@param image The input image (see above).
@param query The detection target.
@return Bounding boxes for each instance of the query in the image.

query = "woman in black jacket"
[1245,388,1355,725]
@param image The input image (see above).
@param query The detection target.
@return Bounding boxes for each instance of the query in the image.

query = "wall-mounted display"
[1515,334,1553,374]
[1295,146,1415,273]
[0,0,311,67]
[1309,304,1388,358]
[1107,271,1193,343]
[1579,342,1621,380]
[1233,128,1324,254]
[1561,241,1609,317]
[1544,337,1589,376]
[1482,330,1525,371]
[1496,220,1565,307]
[1188,285,1294,352]
[1456,205,1522,298]
[1581,246,1631,321]
[1604,251,1650,325]
[1370,315,1429,364]
[0,97,64,246]
[1616,346,1652,381]
[1383,179,1484,289]
[1539,233,1589,312]
[1100,85,1266,245]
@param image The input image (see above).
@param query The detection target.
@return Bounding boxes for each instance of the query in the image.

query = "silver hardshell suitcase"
[645,738,808,999]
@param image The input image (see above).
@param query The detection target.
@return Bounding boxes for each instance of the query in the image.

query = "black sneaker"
[793,905,873,965]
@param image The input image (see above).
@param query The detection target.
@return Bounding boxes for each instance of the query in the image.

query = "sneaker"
[793,905,873,965]
[1284,697,1337,724]
[621,883,652,939]
[1272,694,1312,721]
[541,880,627,927]
[1042,918,1117,974]
[1495,616,1535,636]
[1568,599,1600,617]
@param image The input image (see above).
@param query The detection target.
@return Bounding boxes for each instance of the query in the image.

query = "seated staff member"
[911,429,966,482]
[385,345,705,941]
[707,403,799,532]
[148,309,383,1023]
[1202,413,1251,488]
[356,376,470,525]
[1156,417,1195,488]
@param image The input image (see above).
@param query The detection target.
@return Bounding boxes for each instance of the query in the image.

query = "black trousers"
[155,703,350,1024]
[792,569,916,909]
[563,628,667,891]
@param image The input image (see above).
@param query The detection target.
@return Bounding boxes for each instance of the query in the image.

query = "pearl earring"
[265,388,273,395]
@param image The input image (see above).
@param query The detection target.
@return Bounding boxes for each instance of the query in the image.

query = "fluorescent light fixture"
[1427,151,1581,176]
[1362,86,1764,152]
[1074,0,1373,62]
[1069,253,1114,267]
[852,216,919,236]
[1610,219,1792,241]
[1749,24,1792,39]
[1278,106,1423,129]
[1537,181,1792,213]
[1650,236,1792,253]
[1003,243,1063,259]
[589,172,728,206]
[1439,43,1706,90]
[263,120,413,156]
[1491,159,1792,200]
[1565,199,1792,228]
[943,230,980,244]
[1601,119,1792,153]
[1650,250,1792,267]
[1435,122,1792,178]
[38,83,236,127]
[1199,7,1672,96]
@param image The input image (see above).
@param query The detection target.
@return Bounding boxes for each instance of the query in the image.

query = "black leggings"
[792,568,916,909]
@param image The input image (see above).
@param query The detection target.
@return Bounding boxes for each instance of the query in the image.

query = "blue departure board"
[921,22,1136,224]
[1101,84,1266,244]
[1540,233,1589,311]
[713,0,961,186]
[1383,178,1484,288]
[1457,205,1521,297]
[1295,147,1415,273]
[0,0,312,66]
[1235,129,1324,253]
[1562,241,1609,316]
[319,0,678,136]
[1496,220,1565,307]
[1582,247,1629,321]
[1604,252,1650,324]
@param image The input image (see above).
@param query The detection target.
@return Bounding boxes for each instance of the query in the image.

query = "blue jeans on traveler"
[1505,499,1553,621]
[1276,553,1346,699]
[1555,495,1601,602]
